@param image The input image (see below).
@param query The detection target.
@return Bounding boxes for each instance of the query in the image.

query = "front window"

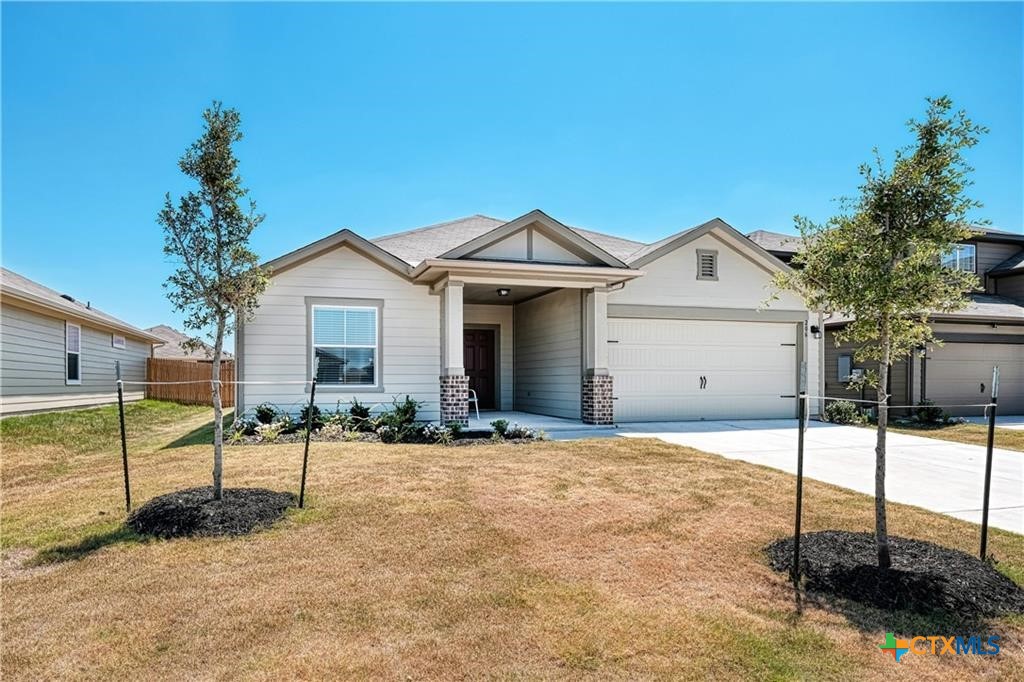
[312,305,377,385]
[66,322,81,384]
[941,244,976,272]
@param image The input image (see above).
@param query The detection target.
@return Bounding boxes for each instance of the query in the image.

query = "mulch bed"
[766,530,1024,619]
[127,487,296,539]
[230,429,539,447]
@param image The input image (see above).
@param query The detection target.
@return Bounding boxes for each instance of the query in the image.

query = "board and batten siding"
[996,275,1024,300]
[823,329,911,414]
[513,288,581,419]
[240,245,441,420]
[0,303,148,414]
[608,231,821,409]
[464,304,513,410]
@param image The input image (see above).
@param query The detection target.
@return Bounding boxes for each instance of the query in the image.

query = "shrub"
[504,422,537,440]
[420,422,454,445]
[348,398,373,431]
[299,404,324,432]
[446,421,464,438]
[823,400,865,425]
[916,399,945,425]
[255,422,282,442]
[254,403,278,425]
[276,414,298,435]
[374,395,422,443]
[490,419,509,438]
[319,422,347,440]
[325,411,352,431]
[232,417,258,436]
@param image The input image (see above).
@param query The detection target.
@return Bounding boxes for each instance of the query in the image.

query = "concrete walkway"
[578,419,1023,534]
[965,414,1024,431]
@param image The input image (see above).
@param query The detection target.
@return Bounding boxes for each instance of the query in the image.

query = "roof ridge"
[371,214,505,242]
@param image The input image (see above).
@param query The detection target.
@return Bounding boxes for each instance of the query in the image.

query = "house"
[748,228,1024,415]
[237,210,822,425]
[146,324,232,362]
[0,268,162,415]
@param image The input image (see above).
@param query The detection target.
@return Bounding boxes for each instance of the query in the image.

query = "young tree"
[775,97,985,568]
[159,102,268,500]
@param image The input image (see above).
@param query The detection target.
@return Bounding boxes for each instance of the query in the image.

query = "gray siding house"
[238,210,822,425]
[1,268,162,415]
[748,228,1024,416]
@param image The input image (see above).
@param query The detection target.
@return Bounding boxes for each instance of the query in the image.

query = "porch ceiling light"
[496,288,511,297]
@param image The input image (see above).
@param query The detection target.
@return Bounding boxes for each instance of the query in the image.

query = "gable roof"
[147,324,232,360]
[437,210,629,268]
[746,229,804,254]
[0,267,163,343]
[371,212,644,266]
[627,218,791,273]
[263,228,413,277]
[989,249,1024,277]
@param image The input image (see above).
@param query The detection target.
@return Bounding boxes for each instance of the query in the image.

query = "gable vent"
[696,249,718,281]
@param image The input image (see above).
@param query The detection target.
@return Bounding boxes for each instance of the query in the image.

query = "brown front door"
[464,329,496,409]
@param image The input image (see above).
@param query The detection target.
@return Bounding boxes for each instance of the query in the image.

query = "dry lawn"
[2,401,1023,680]
[888,421,1024,452]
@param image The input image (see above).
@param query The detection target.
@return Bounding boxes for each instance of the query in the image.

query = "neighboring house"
[238,210,822,424]
[146,324,232,362]
[0,268,162,415]
[748,228,1024,415]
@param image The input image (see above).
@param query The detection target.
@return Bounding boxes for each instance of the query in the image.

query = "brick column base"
[439,375,470,427]
[582,374,614,425]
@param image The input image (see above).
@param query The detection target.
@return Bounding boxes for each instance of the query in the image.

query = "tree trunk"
[211,316,226,501]
[874,336,892,569]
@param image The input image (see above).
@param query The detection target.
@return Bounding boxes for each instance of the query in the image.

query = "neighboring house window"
[112,334,126,350]
[311,305,378,385]
[66,322,82,385]
[837,354,853,383]
[696,249,718,280]
[940,244,976,272]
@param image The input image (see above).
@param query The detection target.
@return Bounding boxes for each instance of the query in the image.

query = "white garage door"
[608,318,799,421]
[926,342,1024,416]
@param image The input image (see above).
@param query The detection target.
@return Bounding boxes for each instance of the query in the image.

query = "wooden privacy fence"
[145,358,235,407]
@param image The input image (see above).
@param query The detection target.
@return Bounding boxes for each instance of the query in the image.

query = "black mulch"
[127,487,296,539]
[766,530,1024,620]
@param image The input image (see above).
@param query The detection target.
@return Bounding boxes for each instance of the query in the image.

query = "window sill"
[308,384,385,394]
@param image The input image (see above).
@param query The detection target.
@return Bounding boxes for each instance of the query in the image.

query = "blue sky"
[3,2,1022,338]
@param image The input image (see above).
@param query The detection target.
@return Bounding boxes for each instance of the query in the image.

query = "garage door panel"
[927,342,1024,415]
[608,318,798,422]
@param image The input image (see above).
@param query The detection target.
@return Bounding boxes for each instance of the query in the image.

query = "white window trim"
[66,321,82,385]
[112,334,126,350]
[310,304,380,388]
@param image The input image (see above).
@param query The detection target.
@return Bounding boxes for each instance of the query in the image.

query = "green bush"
[916,399,945,425]
[254,403,278,425]
[374,395,422,443]
[348,398,373,431]
[823,400,866,425]
[299,404,324,431]
[490,419,509,438]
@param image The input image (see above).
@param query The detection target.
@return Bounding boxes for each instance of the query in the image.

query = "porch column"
[582,286,614,425]
[439,280,469,426]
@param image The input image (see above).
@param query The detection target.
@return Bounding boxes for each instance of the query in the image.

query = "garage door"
[926,342,1024,416]
[608,318,799,421]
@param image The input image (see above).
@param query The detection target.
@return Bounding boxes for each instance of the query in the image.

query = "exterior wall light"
[496,288,511,297]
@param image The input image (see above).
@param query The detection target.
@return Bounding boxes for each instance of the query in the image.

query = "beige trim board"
[263,229,413,278]
[607,304,809,323]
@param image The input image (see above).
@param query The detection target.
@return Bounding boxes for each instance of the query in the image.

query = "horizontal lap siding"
[513,289,581,418]
[1,303,150,414]
[240,246,441,420]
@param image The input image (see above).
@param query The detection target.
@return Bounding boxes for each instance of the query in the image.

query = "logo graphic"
[879,633,910,662]
[878,632,1001,662]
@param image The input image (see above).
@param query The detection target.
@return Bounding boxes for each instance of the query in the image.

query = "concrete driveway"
[610,420,1024,535]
